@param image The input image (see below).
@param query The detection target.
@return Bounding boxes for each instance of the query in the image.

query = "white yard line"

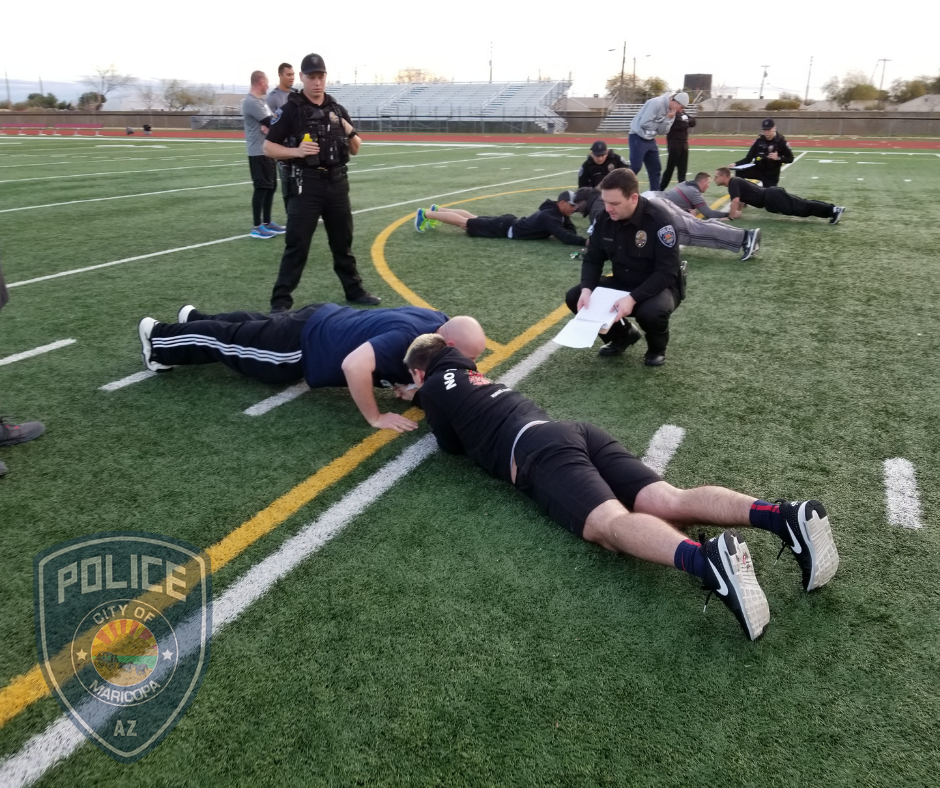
[781,151,807,171]
[10,170,573,290]
[243,382,310,415]
[0,339,76,367]
[8,236,247,288]
[0,162,244,184]
[883,458,923,529]
[99,370,157,391]
[640,425,686,476]
[0,181,252,214]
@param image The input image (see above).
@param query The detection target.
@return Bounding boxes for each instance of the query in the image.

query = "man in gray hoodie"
[628,91,689,192]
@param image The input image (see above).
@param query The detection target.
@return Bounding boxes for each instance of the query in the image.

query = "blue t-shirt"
[301,305,449,388]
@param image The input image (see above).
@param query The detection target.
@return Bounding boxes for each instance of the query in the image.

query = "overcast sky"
[5,2,937,102]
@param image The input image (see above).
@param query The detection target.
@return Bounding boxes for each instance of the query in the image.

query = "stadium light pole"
[877,58,891,92]
[759,65,770,99]
[805,56,813,105]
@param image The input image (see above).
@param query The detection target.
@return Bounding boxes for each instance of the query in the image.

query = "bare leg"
[581,499,687,567]
[633,480,755,527]
[427,208,475,229]
[430,208,476,218]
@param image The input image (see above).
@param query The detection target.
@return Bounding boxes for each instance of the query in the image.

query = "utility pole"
[4,72,11,107]
[39,75,44,95]
[877,58,891,92]
[804,56,813,105]
[619,41,626,104]
[489,42,493,83]
[759,65,770,99]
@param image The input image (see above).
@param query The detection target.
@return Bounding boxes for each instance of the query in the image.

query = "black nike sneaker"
[776,500,839,591]
[702,530,770,641]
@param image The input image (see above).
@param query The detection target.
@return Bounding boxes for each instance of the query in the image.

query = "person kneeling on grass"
[137,303,485,433]
[414,191,587,246]
[401,333,840,641]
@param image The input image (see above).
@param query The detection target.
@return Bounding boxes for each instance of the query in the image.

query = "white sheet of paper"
[552,287,631,349]
[731,162,755,170]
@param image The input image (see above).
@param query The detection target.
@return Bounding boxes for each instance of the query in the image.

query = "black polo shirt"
[580,196,680,302]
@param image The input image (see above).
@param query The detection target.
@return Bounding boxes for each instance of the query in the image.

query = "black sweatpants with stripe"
[762,188,834,218]
[150,304,324,384]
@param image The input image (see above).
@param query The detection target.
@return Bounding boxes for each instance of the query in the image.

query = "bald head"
[437,316,486,360]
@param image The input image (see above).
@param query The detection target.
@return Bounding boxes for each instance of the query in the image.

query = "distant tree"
[823,71,881,109]
[78,91,106,111]
[395,68,447,83]
[0,99,9,109]
[890,78,928,104]
[765,99,801,110]
[162,80,216,111]
[26,92,58,109]
[605,74,668,103]
[778,91,803,102]
[728,101,752,111]
[137,84,161,111]
[80,65,137,105]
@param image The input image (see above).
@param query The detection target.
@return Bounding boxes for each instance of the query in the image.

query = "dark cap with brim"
[761,118,775,129]
[301,53,328,74]
[590,140,608,156]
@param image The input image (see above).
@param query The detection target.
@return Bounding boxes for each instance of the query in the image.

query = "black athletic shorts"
[466,214,517,238]
[512,421,662,537]
[248,155,277,190]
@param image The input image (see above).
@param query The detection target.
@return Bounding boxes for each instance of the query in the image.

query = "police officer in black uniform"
[731,118,794,187]
[660,107,696,189]
[577,140,629,189]
[565,168,682,366]
[264,53,380,310]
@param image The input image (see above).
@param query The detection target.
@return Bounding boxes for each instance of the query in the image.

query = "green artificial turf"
[1,136,938,786]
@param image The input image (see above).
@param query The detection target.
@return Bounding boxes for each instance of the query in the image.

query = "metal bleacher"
[327,80,572,133]
[597,101,699,133]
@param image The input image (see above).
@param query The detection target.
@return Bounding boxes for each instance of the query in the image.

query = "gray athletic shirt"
[242,93,272,156]
[266,87,292,112]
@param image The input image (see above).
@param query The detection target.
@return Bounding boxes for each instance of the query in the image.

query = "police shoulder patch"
[657,225,677,247]
[270,107,283,125]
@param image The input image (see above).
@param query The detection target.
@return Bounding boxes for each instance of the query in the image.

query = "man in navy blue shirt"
[137,304,486,433]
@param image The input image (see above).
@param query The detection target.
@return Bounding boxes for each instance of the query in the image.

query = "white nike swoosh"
[708,559,729,596]
[786,523,803,554]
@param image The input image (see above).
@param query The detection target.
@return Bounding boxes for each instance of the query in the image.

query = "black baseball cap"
[761,118,775,129]
[558,190,580,206]
[301,53,328,75]
[590,140,608,156]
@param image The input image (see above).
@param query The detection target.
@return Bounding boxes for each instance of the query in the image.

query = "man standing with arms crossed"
[628,91,689,192]
[264,53,381,310]
[267,63,296,217]
[242,71,285,239]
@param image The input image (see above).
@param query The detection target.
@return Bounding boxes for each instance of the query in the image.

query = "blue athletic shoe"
[263,221,286,234]
[250,225,275,239]
[427,205,441,227]
[415,208,432,233]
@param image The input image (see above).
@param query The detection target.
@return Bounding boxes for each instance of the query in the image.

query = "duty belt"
[298,165,347,178]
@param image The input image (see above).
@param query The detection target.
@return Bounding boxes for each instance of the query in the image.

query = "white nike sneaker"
[138,317,174,372]
[703,530,770,641]
[776,500,840,591]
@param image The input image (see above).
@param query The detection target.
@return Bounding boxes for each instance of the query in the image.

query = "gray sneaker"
[0,417,45,447]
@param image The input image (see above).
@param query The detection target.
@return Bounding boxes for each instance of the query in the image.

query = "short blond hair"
[404,333,447,371]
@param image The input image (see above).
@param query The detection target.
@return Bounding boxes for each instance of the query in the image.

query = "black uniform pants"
[270,172,363,310]
[277,162,291,217]
[660,141,689,190]
[762,188,833,219]
[565,279,678,355]
[150,304,325,384]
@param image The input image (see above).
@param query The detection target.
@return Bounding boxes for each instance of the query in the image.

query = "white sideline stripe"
[640,424,686,476]
[496,341,561,388]
[781,151,807,170]
[9,170,573,290]
[883,458,923,529]
[0,162,244,185]
[8,236,246,288]
[0,338,562,787]
[0,181,251,214]
[244,382,311,416]
[0,339,76,367]
[99,370,157,391]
